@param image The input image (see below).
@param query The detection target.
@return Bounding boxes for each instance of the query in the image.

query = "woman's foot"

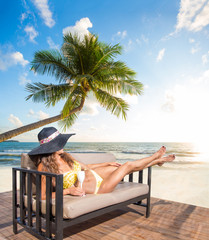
[152,146,166,160]
[157,154,175,166]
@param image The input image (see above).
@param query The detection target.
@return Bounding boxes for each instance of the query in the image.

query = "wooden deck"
[0,191,208,240]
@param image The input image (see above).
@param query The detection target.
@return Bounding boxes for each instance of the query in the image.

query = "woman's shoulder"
[37,162,44,171]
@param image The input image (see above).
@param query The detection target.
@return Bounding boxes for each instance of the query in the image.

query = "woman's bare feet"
[152,146,166,160]
[157,154,175,166]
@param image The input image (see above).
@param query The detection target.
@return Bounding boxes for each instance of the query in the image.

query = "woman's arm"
[75,160,121,170]
[37,163,84,200]
[87,162,122,169]
[67,152,121,170]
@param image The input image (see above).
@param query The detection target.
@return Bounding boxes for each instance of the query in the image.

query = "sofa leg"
[55,223,63,240]
[12,169,18,234]
[13,219,17,234]
[146,197,150,218]
[55,232,63,240]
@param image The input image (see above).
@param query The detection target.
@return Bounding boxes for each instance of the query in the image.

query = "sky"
[1,0,209,143]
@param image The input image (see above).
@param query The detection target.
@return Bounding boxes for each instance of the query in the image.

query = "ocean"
[0,141,209,208]
[0,141,207,167]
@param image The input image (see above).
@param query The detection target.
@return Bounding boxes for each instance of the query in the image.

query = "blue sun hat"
[28,127,75,156]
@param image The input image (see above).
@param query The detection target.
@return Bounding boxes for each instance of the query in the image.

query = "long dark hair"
[30,152,74,174]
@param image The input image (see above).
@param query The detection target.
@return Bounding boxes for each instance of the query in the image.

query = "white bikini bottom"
[90,170,103,194]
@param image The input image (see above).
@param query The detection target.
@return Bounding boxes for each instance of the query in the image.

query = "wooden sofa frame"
[12,160,152,240]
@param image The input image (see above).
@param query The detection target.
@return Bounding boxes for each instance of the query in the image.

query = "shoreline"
[0,165,208,209]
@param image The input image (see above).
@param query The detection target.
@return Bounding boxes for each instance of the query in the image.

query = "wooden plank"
[45,176,52,238]
[36,174,42,233]
[1,191,209,240]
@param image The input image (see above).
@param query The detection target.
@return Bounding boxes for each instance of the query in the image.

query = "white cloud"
[113,30,129,42]
[47,37,59,49]
[0,49,29,71]
[175,0,209,32]
[156,48,165,62]
[80,91,138,117]
[125,95,138,105]
[189,38,195,43]
[161,91,175,113]
[128,39,133,46]
[80,102,99,116]
[162,70,209,114]
[192,68,209,84]
[135,35,149,45]
[32,0,55,28]
[28,109,35,116]
[8,114,23,127]
[11,52,29,66]
[191,47,199,54]
[189,39,200,54]
[63,18,93,39]
[80,93,99,116]
[136,38,141,45]
[19,72,31,85]
[141,34,149,44]
[20,1,37,26]
[21,12,28,23]
[202,51,209,64]
[153,71,209,142]
[117,93,138,105]
[202,54,208,64]
[24,25,38,43]
[124,39,133,52]
[38,110,49,120]
[28,109,50,120]
[116,30,127,39]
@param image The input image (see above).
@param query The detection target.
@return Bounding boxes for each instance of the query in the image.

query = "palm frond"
[94,61,136,78]
[96,79,144,95]
[91,44,122,75]
[58,113,78,132]
[90,60,143,95]
[62,86,86,118]
[25,82,72,107]
[31,50,75,83]
[62,34,85,74]
[93,88,129,120]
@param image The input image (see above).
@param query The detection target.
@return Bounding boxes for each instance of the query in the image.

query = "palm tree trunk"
[0,99,85,142]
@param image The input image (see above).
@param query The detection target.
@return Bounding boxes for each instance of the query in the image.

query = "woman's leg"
[98,153,175,194]
[120,145,167,172]
[95,146,166,179]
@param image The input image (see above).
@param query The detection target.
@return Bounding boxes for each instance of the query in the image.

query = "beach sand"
[0,164,208,208]
[143,165,209,208]
[0,167,20,193]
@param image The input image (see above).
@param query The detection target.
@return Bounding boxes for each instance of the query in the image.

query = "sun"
[193,139,209,154]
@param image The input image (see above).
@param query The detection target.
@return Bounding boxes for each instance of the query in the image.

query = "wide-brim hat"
[28,127,75,156]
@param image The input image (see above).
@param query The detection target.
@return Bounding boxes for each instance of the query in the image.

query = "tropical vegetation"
[0,33,143,142]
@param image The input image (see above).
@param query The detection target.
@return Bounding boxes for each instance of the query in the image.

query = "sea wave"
[121,150,200,156]
[0,142,208,166]
[67,151,106,154]
[0,153,22,157]
[0,158,19,162]
[0,149,30,153]
[122,150,156,155]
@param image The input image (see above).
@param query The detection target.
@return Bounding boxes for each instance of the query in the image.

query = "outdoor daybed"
[12,152,152,240]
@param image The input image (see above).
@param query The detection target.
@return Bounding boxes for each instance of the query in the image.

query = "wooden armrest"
[12,167,63,237]
[127,166,152,185]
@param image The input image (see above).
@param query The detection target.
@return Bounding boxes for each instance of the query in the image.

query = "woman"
[29,127,175,199]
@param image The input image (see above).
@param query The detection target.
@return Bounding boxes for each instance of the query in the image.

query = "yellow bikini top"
[63,161,81,189]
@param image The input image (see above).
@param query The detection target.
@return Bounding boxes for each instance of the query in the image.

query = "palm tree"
[0,33,143,142]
